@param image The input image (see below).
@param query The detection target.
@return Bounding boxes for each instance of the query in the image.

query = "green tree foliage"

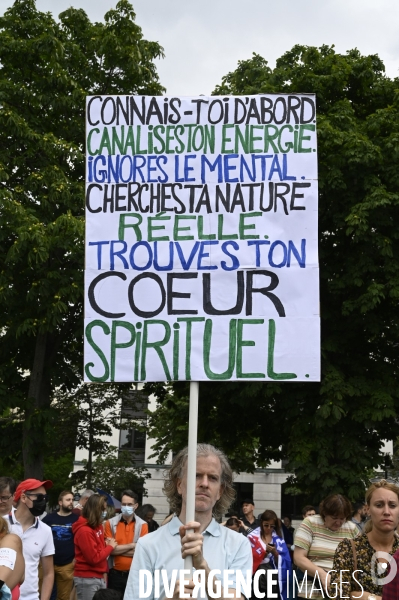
[71,446,148,498]
[146,46,399,502]
[54,383,146,488]
[0,0,164,477]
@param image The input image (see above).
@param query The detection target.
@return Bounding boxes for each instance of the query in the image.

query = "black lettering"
[167,273,198,315]
[116,96,129,126]
[300,97,316,124]
[130,96,146,124]
[103,184,114,213]
[146,97,163,125]
[161,184,173,212]
[115,184,127,211]
[274,183,290,215]
[246,270,285,317]
[203,271,244,315]
[290,182,310,210]
[128,273,166,318]
[86,183,102,213]
[168,98,181,124]
[260,182,273,212]
[101,97,116,125]
[287,96,301,124]
[273,97,287,125]
[127,182,140,211]
[88,272,127,318]
[172,183,185,214]
[87,96,101,126]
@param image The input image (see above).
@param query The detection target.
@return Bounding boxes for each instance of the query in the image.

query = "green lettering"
[136,125,148,154]
[87,128,100,156]
[203,319,237,380]
[278,124,294,153]
[204,125,215,154]
[165,126,175,154]
[298,124,315,153]
[198,215,216,240]
[123,127,135,155]
[118,213,143,241]
[177,317,206,380]
[148,212,171,242]
[173,323,180,380]
[217,214,238,240]
[263,125,279,153]
[174,215,196,241]
[249,125,263,153]
[141,320,171,380]
[239,212,261,240]
[234,125,249,154]
[267,319,297,380]
[98,128,112,154]
[237,319,265,378]
[84,320,110,382]
[111,125,125,155]
[111,320,135,382]
[221,124,234,153]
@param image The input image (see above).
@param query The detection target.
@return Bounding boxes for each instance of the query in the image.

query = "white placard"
[84,95,320,382]
[0,548,16,569]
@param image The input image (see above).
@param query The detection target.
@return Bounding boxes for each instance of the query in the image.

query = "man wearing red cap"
[8,479,55,600]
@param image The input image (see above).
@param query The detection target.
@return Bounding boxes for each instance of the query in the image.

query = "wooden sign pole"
[184,380,199,571]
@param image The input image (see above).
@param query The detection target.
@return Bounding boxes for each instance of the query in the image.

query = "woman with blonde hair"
[331,479,399,600]
[0,516,25,600]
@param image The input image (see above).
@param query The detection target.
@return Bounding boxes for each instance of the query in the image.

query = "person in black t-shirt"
[42,491,78,600]
[240,498,261,532]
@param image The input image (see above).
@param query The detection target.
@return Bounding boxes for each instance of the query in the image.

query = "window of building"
[119,391,148,465]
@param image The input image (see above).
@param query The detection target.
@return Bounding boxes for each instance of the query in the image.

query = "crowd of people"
[0,447,399,600]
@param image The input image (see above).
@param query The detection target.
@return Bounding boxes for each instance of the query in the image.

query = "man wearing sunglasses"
[8,479,55,600]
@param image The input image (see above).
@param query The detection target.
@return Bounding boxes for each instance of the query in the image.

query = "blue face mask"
[101,511,107,519]
[121,506,134,516]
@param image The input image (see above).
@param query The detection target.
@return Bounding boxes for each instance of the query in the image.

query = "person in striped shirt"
[293,494,357,598]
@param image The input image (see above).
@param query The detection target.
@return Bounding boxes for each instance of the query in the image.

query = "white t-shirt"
[8,507,55,600]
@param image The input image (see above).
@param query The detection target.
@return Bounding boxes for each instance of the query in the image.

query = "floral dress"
[331,533,399,597]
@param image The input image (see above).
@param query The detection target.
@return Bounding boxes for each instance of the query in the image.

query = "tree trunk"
[22,331,48,478]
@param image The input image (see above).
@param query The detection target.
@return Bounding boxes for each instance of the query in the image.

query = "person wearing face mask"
[8,479,55,600]
[72,495,117,600]
[103,490,148,596]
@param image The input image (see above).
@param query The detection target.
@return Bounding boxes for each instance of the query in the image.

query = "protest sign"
[84,94,320,382]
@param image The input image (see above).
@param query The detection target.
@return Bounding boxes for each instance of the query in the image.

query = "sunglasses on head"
[369,477,399,485]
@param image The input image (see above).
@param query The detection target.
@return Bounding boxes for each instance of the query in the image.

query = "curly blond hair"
[163,443,235,519]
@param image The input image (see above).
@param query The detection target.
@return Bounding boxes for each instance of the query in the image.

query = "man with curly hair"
[124,443,252,600]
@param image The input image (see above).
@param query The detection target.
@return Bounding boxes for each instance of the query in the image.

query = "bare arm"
[0,534,25,590]
[40,555,54,600]
[294,547,330,590]
[110,542,135,557]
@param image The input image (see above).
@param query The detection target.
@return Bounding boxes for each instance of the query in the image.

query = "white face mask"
[121,506,134,516]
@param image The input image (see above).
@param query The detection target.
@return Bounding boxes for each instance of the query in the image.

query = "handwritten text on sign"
[84,95,320,382]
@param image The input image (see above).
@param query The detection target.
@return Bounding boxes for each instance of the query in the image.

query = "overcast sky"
[1,0,398,95]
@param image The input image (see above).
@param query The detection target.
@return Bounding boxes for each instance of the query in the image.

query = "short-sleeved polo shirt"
[8,507,55,600]
[124,515,252,600]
